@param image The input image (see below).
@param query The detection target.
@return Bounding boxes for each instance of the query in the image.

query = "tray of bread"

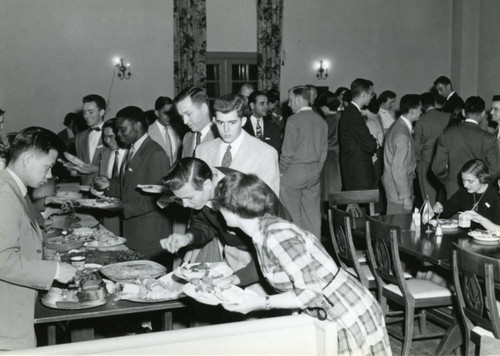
[100,260,167,283]
[114,273,184,303]
[40,266,108,309]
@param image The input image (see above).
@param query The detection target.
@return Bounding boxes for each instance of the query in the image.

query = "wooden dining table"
[351,213,500,355]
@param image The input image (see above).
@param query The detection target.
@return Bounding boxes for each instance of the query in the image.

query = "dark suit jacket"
[75,129,105,185]
[414,108,450,165]
[0,170,57,350]
[431,121,498,197]
[181,124,218,158]
[339,103,378,190]
[108,136,171,258]
[442,92,464,114]
[243,117,282,153]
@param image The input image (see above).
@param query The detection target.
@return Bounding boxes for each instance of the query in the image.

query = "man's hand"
[56,263,77,284]
[160,233,194,253]
[433,202,444,214]
[93,176,110,190]
[403,198,413,212]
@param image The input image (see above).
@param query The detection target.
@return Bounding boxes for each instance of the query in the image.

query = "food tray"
[100,260,167,282]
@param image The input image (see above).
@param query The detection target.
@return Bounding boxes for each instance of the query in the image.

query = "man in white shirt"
[148,96,182,166]
[382,95,422,213]
[74,94,106,185]
[377,90,397,132]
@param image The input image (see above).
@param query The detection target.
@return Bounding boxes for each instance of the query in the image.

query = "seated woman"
[214,172,391,356]
[433,159,500,229]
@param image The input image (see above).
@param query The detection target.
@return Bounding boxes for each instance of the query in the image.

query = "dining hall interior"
[2,0,500,355]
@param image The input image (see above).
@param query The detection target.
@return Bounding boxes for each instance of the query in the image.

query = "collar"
[400,116,413,132]
[199,122,213,139]
[154,119,169,131]
[250,115,263,123]
[221,130,245,155]
[206,168,226,209]
[6,167,27,196]
[464,118,478,125]
[446,91,456,101]
[351,102,361,112]
[296,106,312,113]
[90,122,104,131]
[426,107,436,113]
[131,133,148,153]
[379,108,388,114]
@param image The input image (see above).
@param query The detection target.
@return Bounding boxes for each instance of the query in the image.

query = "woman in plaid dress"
[215,172,391,356]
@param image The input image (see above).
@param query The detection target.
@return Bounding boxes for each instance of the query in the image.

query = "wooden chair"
[452,244,500,355]
[365,216,453,356]
[328,207,375,289]
[329,189,379,225]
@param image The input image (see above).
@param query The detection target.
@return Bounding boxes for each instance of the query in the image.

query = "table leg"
[47,325,56,345]
[435,324,463,355]
[162,311,173,331]
[70,326,94,342]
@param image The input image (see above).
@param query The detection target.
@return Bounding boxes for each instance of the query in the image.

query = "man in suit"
[382,95,422,214]
[174,87,218,158]
[74,94,107,185]
[280,85,327,238]
[434,76,465,114]
[490,95,500,181]
[196,93,280,195]
[339,78,378,190]
[94,107,171,262]
[243,90,282,153]
[414,92,450,206]
[0,127,76,350]
[432,96,498,198]
[148,96,182,166]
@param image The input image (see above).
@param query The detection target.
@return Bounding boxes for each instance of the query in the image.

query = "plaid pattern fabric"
[256,215,392,356]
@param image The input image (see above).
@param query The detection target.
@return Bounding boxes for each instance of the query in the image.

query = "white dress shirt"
[88,122,104,162]
[129,133,148,160]
[193,122,214,152]
[250,115,264,137]
[154,120,178,160]
[379,109,395,131]
[217,130,245,166]
[106,148,127,178]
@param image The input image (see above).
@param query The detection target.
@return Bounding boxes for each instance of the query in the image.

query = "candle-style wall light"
[316,60,328,80]
[113,57,132,79]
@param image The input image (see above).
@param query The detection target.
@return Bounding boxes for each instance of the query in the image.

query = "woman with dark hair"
[214,172,391,356]
[433,159,500,228]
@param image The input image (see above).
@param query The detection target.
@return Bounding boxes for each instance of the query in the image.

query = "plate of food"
[182,278,255,306]
[174,262,233,281]
[100,260,167,282]
[63,152,86,167]
[43,229,96,253]
[84,236,127,249]
[468,230,500,244]
[431,219,459,229]
[115,273,184,303]
[75,197,121,209]
[137,184,166,194]
[79,185,91,192]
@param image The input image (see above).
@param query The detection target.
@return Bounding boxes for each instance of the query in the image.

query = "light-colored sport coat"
[181,124,218,158]
[382,117,416,203]
[195,130,280,195]
[148,120,181,166]
[0,170,57,350]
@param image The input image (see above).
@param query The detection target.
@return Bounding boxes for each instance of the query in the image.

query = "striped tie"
[255,119,263,139]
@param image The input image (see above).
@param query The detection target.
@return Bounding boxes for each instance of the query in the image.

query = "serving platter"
[100,260,167,282]
[468,230,500,244]
[137,184,166,194]
[182,283,253,306]
[174,262,233,281]
[84,236,127,249]
[75,198,121,210]
[115,273,184,303]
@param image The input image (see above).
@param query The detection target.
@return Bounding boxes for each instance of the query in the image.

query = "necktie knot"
[89,127,101,132]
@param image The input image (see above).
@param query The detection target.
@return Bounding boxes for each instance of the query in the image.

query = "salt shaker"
[435,222,443,237]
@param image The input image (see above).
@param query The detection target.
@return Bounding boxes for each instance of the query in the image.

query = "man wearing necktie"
[243,91,282,153]
[0,127,77,350]
[74,94,106,185]
[94,106,171,263]
[148,96,183,166]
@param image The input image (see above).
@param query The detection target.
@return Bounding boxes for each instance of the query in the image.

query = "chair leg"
[402,305,414,356]
[419,310,426,335]
[380,296,389,316]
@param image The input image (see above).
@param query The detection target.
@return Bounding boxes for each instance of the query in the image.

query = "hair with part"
[103,118,117,133]
[350,78,373,99]
[289,85,310,102]
[433,76,452,87]
[9,127,65,162]
[316,91,340,111]
[213,172,275,219]
[248,90,267,105]
[377,90,396,105]
[163,157,213,192]
[399,94,421,115]
[83,94,106,111]
[173,87,209,107]
[461,159,490,184]
[154,96,174,111]
[464,96,485,114]
[420,92,436,110]
[116,106,148,132]
[213,93,246,118]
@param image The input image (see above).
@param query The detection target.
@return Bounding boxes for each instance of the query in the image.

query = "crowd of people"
[1,75,499,353]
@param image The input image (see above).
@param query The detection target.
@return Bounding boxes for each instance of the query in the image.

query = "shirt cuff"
[54,262,61,281]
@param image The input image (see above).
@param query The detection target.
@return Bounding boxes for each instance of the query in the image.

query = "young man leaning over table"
[158,157,290,293]
[0,127,77,351]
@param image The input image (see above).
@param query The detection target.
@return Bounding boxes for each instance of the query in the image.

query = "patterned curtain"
[257,0,283,91]
[174,0,207,94]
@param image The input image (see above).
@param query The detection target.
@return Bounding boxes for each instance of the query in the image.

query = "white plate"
[79,185,91,192]
[437,219,459,229]
[174,262,233,281]
[137,184,166,194]
[468,231,500,244]
[183,284,250,306]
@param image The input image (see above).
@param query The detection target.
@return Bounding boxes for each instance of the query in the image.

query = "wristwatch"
[264,296,271,310]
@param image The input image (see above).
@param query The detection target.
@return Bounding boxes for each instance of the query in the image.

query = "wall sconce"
[316,60,328,80]
[113,57,132,79]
